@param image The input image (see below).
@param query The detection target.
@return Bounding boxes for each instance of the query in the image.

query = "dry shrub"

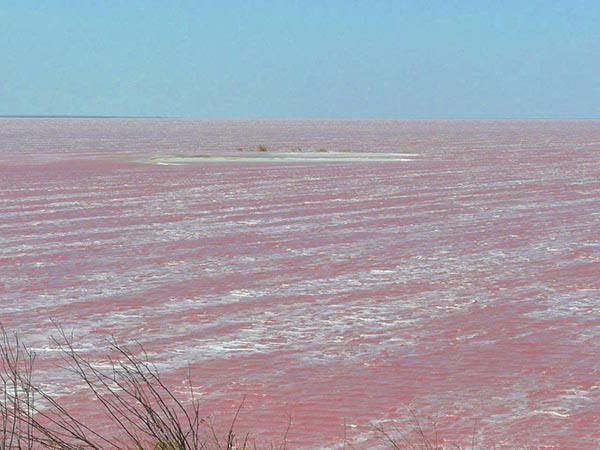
[0,325,259,450]
[1,325,515,450]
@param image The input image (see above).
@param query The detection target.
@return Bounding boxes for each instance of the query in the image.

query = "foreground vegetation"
[1,325,521,449]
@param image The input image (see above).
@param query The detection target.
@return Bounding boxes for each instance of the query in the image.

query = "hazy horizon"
[2,115,600,121]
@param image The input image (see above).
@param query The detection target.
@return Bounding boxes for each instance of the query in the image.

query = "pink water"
[1,119,599,448]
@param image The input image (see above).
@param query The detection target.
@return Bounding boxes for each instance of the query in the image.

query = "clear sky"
[1,1,598,118]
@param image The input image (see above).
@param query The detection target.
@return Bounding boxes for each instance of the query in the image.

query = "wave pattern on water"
[1,119,599,448]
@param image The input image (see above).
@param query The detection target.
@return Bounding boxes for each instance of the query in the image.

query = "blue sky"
[1,1,598,118]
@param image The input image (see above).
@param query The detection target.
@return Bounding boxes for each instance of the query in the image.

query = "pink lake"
[1,119,599,448]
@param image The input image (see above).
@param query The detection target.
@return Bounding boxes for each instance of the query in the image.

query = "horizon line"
[1,115,599,121]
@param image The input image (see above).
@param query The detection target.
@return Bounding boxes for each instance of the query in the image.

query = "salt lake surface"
[1,119,599,448]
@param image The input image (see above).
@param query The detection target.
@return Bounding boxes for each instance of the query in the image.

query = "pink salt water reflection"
[1,119,599,448]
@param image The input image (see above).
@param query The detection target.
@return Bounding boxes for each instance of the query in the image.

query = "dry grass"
[371,410,482,450]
